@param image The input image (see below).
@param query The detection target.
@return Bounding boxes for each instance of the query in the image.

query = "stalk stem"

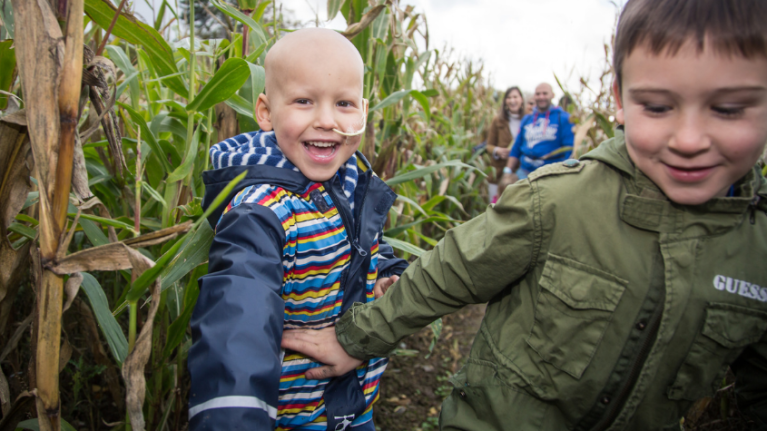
[95,0,128,56]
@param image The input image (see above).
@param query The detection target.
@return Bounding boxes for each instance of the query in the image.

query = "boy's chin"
[661,184,728,206]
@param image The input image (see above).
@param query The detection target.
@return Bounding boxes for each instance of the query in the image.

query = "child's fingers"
[373,284,385,299]
[280,334,317,355]
[305,365,335,380]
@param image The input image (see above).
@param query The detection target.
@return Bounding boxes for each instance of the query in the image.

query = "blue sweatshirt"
[510,106,574,172]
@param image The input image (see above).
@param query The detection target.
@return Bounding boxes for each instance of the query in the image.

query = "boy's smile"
[615,40,767,205]
[256,29,365,182]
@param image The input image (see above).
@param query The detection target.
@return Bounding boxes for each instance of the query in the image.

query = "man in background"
[505,83,574,179]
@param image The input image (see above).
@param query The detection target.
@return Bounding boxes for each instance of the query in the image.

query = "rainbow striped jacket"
[189,131,407,431]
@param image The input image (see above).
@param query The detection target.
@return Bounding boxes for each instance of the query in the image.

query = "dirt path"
[373,304,486,431]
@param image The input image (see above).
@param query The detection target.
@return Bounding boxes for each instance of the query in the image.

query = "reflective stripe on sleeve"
[188,395,278,419]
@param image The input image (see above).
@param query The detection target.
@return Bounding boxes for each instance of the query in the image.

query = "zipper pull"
[749,195,761,225]
[352,239,368,257]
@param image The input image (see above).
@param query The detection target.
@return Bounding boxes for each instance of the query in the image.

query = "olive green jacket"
[336,132,767,430]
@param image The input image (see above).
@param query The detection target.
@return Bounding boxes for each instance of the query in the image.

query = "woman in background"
[486,86,524,202]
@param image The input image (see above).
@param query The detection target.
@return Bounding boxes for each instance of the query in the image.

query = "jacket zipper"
[591,288,665,431]
[325,173,371,292]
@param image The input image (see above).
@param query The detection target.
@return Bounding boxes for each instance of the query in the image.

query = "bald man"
[505,83,574,179]
[189,28,408,431]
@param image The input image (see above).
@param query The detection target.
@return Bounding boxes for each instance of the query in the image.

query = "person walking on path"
[506,83,574,180]
[486,87,525,201]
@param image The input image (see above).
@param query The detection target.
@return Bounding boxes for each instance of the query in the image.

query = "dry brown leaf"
[62,272,82,313]
[121,246,161,431]
[0,391,34,431]
[57,337,72,373]
[12,0,64,253]
[342,2,390,39]
[71,132,93,202]
[48,222,191,275]
[572,116,595,157]
[0,122,32,236]
[0,367,9,417]
[0,109,27,127]
[0,241,31,337]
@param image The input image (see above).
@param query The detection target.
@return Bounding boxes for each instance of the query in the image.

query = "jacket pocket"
[668,303,767,401]
[527,254,627,379]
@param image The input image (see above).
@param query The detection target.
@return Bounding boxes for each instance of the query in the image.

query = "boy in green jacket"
[282,0,767,429]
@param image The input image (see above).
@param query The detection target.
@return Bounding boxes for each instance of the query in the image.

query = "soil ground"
[372,305,756,431]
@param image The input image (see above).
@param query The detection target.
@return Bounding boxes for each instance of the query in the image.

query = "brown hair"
[499,86,525,121]
[614,0,767,89]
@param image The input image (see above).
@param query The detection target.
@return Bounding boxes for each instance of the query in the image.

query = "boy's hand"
[281,327,363,380]
[373,275,399,299]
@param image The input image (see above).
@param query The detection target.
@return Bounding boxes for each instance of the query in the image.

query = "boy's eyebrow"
[629,86,767,97]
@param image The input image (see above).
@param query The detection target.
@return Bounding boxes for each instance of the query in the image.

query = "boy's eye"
[642,104,671,115]
[296,99,310,105]
[337,101,354,108]
[712,105,745,118]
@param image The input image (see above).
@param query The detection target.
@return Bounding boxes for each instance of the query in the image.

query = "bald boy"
[189,28,407,431]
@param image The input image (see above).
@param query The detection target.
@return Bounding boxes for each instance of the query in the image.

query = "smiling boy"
[281,1,767,429]
[188,28,407,431]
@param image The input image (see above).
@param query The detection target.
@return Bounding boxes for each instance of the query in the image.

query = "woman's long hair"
[500,86,525,121]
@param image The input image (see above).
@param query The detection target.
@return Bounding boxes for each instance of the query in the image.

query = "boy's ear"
[613,80,625,125]
[255,93,273,131]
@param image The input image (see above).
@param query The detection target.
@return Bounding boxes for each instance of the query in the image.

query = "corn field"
[3,1,748,430]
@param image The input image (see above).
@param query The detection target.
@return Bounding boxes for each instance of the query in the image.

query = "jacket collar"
[581,129,767,234]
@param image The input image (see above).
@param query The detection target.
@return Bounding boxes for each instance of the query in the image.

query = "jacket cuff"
[336,303,396,360]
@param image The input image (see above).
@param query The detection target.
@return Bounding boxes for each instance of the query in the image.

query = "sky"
[135,0,623,97]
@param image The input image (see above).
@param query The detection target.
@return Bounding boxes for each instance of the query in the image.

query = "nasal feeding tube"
[332,98,368,138]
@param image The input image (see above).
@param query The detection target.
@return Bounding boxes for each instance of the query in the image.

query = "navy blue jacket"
[188,153,408,430]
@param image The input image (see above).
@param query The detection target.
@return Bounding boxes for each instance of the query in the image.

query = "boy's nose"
[669,113,711,156]
[313,104,337,130]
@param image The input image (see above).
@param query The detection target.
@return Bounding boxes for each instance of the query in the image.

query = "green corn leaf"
[79,218,110,247]
[105,45,141,107]
[225,93,255,118]
[247,62,265,112]
[384,216,453,237]
[187,57,251,113]
[245,42,267,63]
[80,273,129,364]
[119,102,172,172]
[160,220,214,291]
[162,265,203,360]
[371,5,390,40]
[370,89,411,112]
[594,111,615,138]
[69,213,137,234]
[8,222,36,240]
[395,195,430,217]
[84,0,188,98]
[410,90,431,122]
[17,418,78,431]
[254,1,271,22]
[128,171,247,302]
[166,123,200,183]
[141,181,168,209]
[0,0,14,39]
[385,160,483,186]
[0,40,16,110]
[420,195,446,213]
[327,0,346,20]
[236,0,258,10]
[382,235,425,257]
[210,0,267,46]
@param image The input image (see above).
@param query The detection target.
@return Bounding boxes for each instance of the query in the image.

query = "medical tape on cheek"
[333,98,368,138]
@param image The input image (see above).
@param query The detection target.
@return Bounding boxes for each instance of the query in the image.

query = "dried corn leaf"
[48,223,192,275]
[121,246,160,431]
[62,272,82,313]
[11,0,64,249]
[342,3,388,39]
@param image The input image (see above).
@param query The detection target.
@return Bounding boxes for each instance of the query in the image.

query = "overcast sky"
[135,0,623,97]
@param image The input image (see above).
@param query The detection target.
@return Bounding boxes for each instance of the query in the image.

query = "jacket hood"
[202,130,365,226]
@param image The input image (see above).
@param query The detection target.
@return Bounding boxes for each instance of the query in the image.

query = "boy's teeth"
[306,141,335,148]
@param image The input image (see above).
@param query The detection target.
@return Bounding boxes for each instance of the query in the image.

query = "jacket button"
[459,390,467,399]
[601,396,611,405]
[636,321,647,330]
[563,159,580,168]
